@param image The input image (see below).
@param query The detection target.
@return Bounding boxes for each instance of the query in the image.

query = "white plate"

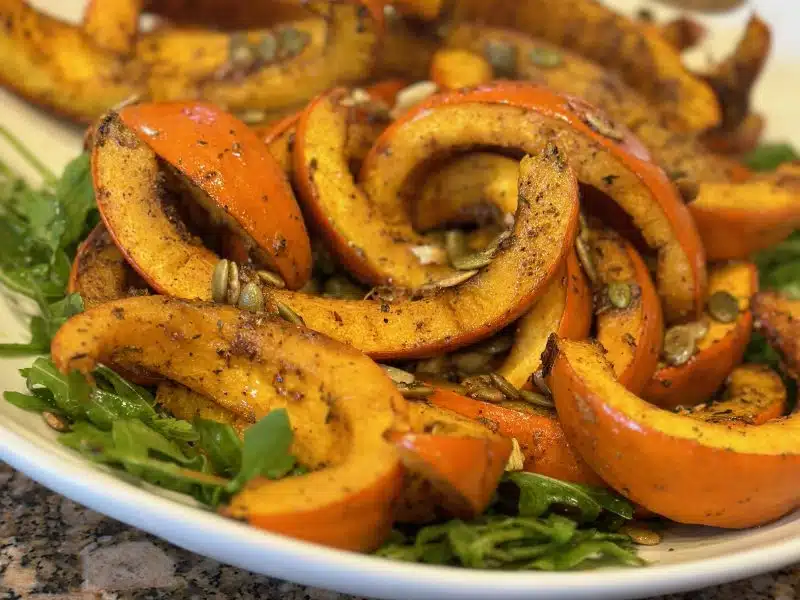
[1,1,799,599]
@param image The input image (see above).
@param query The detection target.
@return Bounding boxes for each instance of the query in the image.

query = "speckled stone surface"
[0,462,796,600]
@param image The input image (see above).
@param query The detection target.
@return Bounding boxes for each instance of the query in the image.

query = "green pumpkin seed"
[484,230,512,257]
[381,365,417,385]
[619,524,662,546]
[323,276,365,300]
[277,27,311,59]
[452,352,491,375]
[505,438,525,472]
[43,411,70,432]
[237,282,264,312]
[489,372,520,400]
[484,40,518,78]
[451,251,493,271]
[226,261,241,305]
[397,383,435,399]
[707,291,739,323]
[277,301,305,326]
[415,355,451,375]
[255,33,278,62]
[211,259,230,303]
[662,325,696,366]
[575,237,597,284]
[529,46,562,68]
[584,111,625,141]
[228,33,255,68]
[419,270,479,294]
[468,385,507,403]
[607,282,633,309]
[532,369,552,396]
[257,269,286,289]
[445,229,467,263]
[578,212,590,242]
[519,389,555,409]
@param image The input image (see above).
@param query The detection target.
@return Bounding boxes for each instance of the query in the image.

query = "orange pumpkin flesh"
[645,261,757,409]
[499,251,592,388]
[51,296,406,552]
[81,0,142,54]
[429,388,603,486]
[590,227,663,394]
[546,337,800,528]
[118,102,312,290]
[430,48,493,91]
[360,82,706,323]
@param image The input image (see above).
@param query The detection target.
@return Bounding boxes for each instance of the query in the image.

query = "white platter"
[1,1,798,599]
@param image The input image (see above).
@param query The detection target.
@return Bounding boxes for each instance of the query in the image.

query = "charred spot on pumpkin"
[539,333,559,378]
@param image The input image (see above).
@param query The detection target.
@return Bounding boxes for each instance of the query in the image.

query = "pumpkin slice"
[414,153,519,231]
[139,1,384,114]
[360,82,706,322]
[499,251,592,388]
[677,365,786,427]
[82,0,142,54]
[156,382,251,437]
[118,102,312,290]
[449,0,720,131]
[51,296,406,552]
[752,291,800,381]
[391,401,511,523]
[589,227,662,394]
[545,336,800,528]
[429,388,603,485]
[375,10,439,80]
[645,261,756,409]
[430,49,493,91]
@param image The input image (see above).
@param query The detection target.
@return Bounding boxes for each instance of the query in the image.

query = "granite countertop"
[1,462,797,600]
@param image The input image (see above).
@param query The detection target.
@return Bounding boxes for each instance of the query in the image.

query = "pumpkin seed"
[418,270,479,293]
[505,438,525,472]
[607,282,633,309]
[411,244,448,266]
[415,355,450,375]
[324,276,365,300]
[381,364,417,385]
[226,261,241,305]
[257,269,286,289]
[484,229,512,257]
[619,524,662,546]
[489,372,520,400]
[575,237,598,284]
[397,383,435,399]
[211,259,230,303]
[584,111,625,141]
[578,212,590,242]
[255,33,278,62]
[228,33,255,68]
[475,334,514,355]
[662,325,696,366]
[445,229,467,264]
[529,46,562,68]
[532,369,552,396]
[391,81,439,118]
[43,411,70,432]
[484,40,517,78]
[299,278,321,294]
[237,282,264,313]
[236,109,266,125]
[276,301,305,326]
[452,352,491,375]
[519,389,555,409]
[277,27,311,59]
[707,290,739,323]
[468,385,506,403]
[451,251,492,271]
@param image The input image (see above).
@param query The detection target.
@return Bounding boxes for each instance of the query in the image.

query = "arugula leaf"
[195,417,243,477]
[3,390,56,413]
[55,153,97,248]
[227,408,295,494]
[743,143,799,172]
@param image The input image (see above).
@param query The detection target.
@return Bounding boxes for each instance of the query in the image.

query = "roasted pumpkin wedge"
[360,82,706,322]
[430,49,493,91]
[499,251,592,388]
[138,1,384,114]
[414,153,519,231]
[391,400,511,523]
[67,225,149,309]
[677,365,787,427]
[51,296,407,552]
[429,388,603,486]
[449,0,720,131]
[645,261,757,409]
[81,0,142,54]
[118,102,312,290]
[156,382,251,436]
[589,227,663,394]
[545,336,800,528]
[257,112,301,174]
[752,291,800,381]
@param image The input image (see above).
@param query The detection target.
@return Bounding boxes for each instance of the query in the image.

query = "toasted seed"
[519,388,555,408]
[451,251,493,271]
[452,351,491,375]
[324,276,364,299]
[445,229,467,263]
[620,525,662,546]
[211,259,230,303]
[707,290,739,323]
[419,270,479,294]
[237,282,264,312]
[578,212,590,242]
[663,325,696,366]
[415,355,450,375]
[257,269,286,289]
[686,317,710,341]
[236,109,266,124]
[475,334,514,355]
[391,81,439,118]
[277,27,311,58]
[529,46,562,68]
[276,301,305,326]
[381,364,417,385]
[226,261,241,305]
[229,32,255,68]
[505,438,525,472]
[607,282,633,309]
[255,32,278,62]
[398,383,435,399]
[484,229,512,257]
[584,111,625,141]
[411,244,448,266]
[532,369,552,396]
[43,411,70,432]
[484,39,517,78]
[489,372,521,400]
[575,237,598,284]
[468,385,507,403]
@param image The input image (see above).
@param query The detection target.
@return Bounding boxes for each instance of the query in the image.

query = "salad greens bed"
[0,130,797,570]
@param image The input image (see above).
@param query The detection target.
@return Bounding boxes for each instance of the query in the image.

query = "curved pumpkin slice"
[449,0,720,131]
[545,337,800,528]
[391,401,511,523]
[589,227,663,394]
[257,112,302,174]
[430,49,493,91]
[752,291,800,381]
[0,0,143,122]
[677,365,786,427]
[51,296,406,552]
[118,102,312,290]
[499,251,591,388]
[68,225,149,309]
[138,0,384,114]
[429,388,603,485]
[414,153,519,231]
[82,0,141,54]
[360,82,706,322]
[645,261,757,409]
[156,382,251,437]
